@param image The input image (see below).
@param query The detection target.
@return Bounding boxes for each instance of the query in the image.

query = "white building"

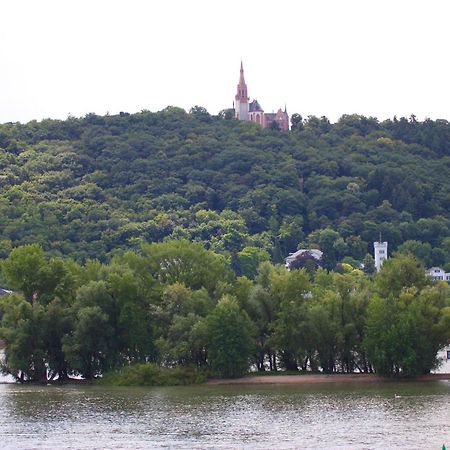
[426,267,450,282]
[432,346,450,374]
[373,240,388,272]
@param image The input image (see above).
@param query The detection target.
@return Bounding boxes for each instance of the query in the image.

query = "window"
[447,350,450,360]
[379,250,385,254]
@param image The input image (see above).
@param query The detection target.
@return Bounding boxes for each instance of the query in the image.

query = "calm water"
[0,380,449,449]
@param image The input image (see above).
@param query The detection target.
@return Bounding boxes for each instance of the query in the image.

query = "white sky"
[0,0,449,124]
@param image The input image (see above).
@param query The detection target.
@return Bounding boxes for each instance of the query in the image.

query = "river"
[0,381,449,449]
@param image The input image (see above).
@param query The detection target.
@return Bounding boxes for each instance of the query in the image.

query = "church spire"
[234,60,249,120]
[236,61,248,102]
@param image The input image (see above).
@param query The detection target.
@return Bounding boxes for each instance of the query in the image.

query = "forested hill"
[0,108,449,270]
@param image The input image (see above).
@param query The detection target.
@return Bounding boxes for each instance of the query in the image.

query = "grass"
[98,363,207,387]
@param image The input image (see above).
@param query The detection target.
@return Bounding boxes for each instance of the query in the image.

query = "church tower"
[235,61,249,121]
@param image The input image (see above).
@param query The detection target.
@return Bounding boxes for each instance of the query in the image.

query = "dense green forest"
[0,110,449,381]
[0,108,449,271]
[0,243,449,382]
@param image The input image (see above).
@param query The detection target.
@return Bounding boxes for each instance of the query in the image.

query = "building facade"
[373,240,388,272]
[426,267,450,282]
[234,62,289,131]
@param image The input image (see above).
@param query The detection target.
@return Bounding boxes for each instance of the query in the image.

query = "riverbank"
[207,372,450,385]
[3,370,449,387]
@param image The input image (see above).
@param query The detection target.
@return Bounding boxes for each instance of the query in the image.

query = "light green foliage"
[364,255,450,376]
[236,246,270,279]
[1,244,78,304]
[2,244,48,302]
[142,240,232,295]
[375,253,429,297]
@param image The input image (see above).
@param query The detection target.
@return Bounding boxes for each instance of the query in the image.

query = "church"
[234,62,290,131]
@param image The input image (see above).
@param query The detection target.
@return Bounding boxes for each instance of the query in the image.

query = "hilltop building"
[234,62,289,131]
[373,240,388,272]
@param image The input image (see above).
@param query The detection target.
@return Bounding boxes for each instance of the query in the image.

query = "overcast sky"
[1,0,449,124]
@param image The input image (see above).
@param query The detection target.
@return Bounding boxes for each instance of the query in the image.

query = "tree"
[269,269,311,370]
[42,298,73,380]
[364,284,450,377]
[1,244,77,305]
[363,254,376,275]
[205,295,254,378]
[376,254,429,298]
[2,244,48,302]
[308,228,346,270]
[396,240,433,267]
[290,113,303,131]
[246,285,277,371]
[141,240,232,296]
[62,306,111,379]
[236,246,270,279]
[0,294,47,382]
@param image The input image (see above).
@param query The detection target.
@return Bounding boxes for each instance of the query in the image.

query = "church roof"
[249,99,263,112]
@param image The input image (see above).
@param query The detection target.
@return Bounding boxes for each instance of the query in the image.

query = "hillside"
[0,108,449,269]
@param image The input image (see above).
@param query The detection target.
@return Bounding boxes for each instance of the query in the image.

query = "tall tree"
[205,295,254,378]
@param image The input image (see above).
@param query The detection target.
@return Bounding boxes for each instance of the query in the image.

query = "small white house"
[432,346,450,374]
[426,267,450,282]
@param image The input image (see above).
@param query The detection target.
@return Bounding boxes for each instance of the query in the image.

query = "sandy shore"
[207,373,450,385]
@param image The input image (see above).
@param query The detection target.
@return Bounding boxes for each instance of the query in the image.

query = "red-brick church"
[234,62,289,131]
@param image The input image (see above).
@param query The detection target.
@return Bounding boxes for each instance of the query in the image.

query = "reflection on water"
[0,382,449,449]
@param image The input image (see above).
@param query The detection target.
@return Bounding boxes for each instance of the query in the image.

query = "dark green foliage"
[0,295,46,381]
[205,295,255,378]
[62,305,111,379]
[0,107,449,382]
[0,110,447,268]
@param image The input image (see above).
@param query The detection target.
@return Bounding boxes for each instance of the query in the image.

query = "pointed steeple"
[239,60,245,82]
[234,60,249,121]
[236,61,248,102]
